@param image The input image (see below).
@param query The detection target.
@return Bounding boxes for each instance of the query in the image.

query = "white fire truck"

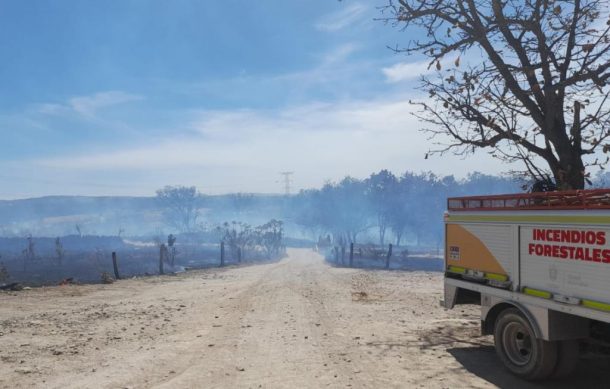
[443,189,610,379]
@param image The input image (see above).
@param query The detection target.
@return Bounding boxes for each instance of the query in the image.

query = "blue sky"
[0,0,504,199]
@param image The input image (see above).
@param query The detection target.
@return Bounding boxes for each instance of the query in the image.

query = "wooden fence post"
[349,243,354,267]
[341,245,346,264]
[112,251,120,280]
[220,242,225,267]
[334,246,339,263]
[237,247,242,263]
[385,243,393,269]
[159,244,165,275]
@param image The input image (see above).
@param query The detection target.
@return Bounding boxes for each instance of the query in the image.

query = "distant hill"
[0,194,288,237]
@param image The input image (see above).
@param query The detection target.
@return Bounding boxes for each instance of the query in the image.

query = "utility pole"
[279,172,294,195]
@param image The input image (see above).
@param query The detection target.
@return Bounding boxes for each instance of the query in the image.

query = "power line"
[279,172,294,195]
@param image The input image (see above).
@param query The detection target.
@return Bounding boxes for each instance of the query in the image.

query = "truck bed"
[445,191,610,321]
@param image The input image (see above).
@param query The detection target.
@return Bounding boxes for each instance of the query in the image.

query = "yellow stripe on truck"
[447,265,466,274]
[485,272,508,282]
[522,287,552,299]
[447,266,510,284]
[519,290,610,312]
[581,299,610,312]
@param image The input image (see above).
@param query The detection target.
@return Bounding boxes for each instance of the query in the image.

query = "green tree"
[366,170,398,245]
[155,186,201,232]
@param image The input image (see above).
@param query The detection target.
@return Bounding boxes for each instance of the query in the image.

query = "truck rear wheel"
[494,308,558,380]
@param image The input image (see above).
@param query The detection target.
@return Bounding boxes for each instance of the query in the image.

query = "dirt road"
[1,249,609,388]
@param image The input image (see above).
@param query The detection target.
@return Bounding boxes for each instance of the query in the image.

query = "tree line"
[290,171,520,247]
[153,169,610,249]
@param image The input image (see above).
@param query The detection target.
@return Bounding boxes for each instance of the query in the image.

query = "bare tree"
[23,235,35,261]
[383,0,610,189]
[255,219,285,258]
[218,221,254,259]
[365,170,398,246]
[0,260,9,283]
[55,237,65,266]
[156,186,201,233]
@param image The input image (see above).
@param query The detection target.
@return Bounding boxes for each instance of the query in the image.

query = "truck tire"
[551,339,579,378]
[494,308,558,380]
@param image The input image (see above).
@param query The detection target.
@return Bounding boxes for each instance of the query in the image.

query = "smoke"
[0,170,528,285]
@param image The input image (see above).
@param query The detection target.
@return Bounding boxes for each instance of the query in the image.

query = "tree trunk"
[378,214,386,246]
[379,225,386,246]
[554,154,585,190]
[553,102,586,190]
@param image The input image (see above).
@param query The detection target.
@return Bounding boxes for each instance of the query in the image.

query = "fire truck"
[443,189,610,379]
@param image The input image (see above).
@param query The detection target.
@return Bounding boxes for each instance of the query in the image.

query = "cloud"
[27,95,506,196]
[382,60,432,83]
[34,91,143,118]
[270,43,361,86]
[34,97,426,175]
[173,42,379,110]
[315,3,367,32]
[382,54,465,83]
[320,43,359,65]
[155,42,379,109]
[68,91,142,117]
